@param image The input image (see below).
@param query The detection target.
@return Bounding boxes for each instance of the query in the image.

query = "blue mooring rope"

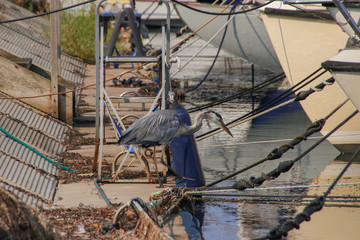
[94,179,112,206]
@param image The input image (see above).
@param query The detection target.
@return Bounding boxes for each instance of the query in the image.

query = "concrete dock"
[55,63,175,206]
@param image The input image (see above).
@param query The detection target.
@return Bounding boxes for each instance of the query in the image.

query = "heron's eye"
[206,119,211,128]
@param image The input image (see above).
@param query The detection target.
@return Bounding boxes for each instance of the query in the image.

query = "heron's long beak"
[219,120,233,137]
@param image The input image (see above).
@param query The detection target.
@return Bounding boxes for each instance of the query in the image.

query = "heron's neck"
[188,112,205,134]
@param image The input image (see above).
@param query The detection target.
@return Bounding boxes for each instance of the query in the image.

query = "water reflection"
[184,92,339,239]
[150,29,355,239]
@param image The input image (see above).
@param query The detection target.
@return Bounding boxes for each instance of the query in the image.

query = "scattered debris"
[63,128,95,150]
[0,188,54,240]
[41,206,121,240]
[138,82,158,96]
[56,151,112,183]
[112,77,143,87]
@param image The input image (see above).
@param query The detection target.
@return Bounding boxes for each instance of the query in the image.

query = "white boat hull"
[261,2,360,153]
[174,3,283,73]
[323,48,360,112]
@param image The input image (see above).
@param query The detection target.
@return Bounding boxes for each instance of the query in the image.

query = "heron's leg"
[159,144,183,180]
[161,145,169,176]
[153,146,163,187]
[165,145,171,167]
[135,149,154,182]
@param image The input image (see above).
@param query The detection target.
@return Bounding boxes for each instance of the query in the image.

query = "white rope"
[103,89,126,131]
[171,36,201,56]
[148,85,164,114]
[170,13,236,78]
[140,1,156,15]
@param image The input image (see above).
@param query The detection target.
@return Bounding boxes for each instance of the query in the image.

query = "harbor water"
[187,97,340,240]
[150,30,359,239]
[182,81,342,239]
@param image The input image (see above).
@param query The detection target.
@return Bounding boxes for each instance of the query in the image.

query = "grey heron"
[118,110,232,146]
[115,109,233,184]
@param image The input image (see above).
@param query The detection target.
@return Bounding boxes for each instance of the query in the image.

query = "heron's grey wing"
[118,113,154,144]
[119,110,181,145]
[136,110,182,144]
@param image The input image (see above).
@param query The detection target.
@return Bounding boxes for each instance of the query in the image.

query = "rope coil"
[206,103,355,188]
[310,86,322,92]
[233,110,358,192]
[233,160,294,191]
[294,77,334,101]
[266,119,326,161]
[266,196,325,239]
[264,147,360,239]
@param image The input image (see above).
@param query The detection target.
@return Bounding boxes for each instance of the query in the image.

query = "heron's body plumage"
[113,91,232,184]
[117,109,232,147]
[118,110,184,146]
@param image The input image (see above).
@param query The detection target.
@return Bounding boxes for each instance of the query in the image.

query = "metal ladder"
[94,0,172,179]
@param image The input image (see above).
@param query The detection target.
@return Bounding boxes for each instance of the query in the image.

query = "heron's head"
[168,90,176,104]
[204,111,233,137]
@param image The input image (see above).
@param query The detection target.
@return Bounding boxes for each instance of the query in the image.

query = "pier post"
[50,0,60,119]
